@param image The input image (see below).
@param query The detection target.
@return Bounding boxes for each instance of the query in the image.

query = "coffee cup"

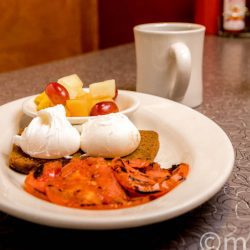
[134,23,205,108]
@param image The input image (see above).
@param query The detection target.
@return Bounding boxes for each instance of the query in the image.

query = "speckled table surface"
[0,36,250,250]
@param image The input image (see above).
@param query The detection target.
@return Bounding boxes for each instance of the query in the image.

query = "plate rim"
[0,91,235,229]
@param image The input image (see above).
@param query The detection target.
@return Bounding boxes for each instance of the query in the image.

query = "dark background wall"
[99,0,196,49]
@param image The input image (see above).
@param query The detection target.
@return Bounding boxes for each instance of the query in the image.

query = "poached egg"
[13,105,80,159]
[80,113,141,158]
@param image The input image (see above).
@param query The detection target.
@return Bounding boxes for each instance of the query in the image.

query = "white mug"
[134,23,205,108]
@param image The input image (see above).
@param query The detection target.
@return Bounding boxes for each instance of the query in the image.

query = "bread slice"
[124,130,159,161]
[9,130,159,174]
[9,145,49,174]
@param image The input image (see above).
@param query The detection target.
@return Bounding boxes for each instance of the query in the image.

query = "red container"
[195,0,221,34]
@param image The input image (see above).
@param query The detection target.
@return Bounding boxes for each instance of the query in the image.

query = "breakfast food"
[24,157,189,209]
[10,105,157,173]
[9,97,190,210]
[89,101,118,116]
[9,145,49,174]
[13,105,80,159]
[45,82,69,105]
[124,130,159,161]
[80,114,141,158]
[89,79,116,99]
[58,74,84,99]
[35,74,119,117]
[9,130,158,174]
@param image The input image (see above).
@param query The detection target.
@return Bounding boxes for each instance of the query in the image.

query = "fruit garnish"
[57,74,84,99]
[66,93,92,117]
[89,79,116,99]
[45,82,70,105]
[90,101,119,116]
[34,92,46,105]
[37,94,53,111]
[35,75,120,117]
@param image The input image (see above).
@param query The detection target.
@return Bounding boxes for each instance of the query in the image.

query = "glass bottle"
[219,0,248,36]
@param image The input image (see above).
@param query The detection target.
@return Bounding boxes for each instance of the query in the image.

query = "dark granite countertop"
[0,36,250,249]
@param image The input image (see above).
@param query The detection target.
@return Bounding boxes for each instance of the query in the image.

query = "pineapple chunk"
[66,93,92,116]
[58,74,83,90]
[58,74,84,99]
[89,79,116,99]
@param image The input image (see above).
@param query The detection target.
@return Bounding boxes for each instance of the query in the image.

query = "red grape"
[90,101,119,116]
[45,82,69,105]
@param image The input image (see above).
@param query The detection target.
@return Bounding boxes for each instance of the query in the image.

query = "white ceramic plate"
[22,90,140,124]
[0,91,234,230]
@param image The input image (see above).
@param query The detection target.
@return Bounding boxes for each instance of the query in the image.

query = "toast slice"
[9,145,50,174]
[124,130,159,161]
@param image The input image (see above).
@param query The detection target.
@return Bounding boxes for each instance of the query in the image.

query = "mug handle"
[167,42,191,101]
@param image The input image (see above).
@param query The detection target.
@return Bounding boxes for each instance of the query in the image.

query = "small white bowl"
[22,90,140,124]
